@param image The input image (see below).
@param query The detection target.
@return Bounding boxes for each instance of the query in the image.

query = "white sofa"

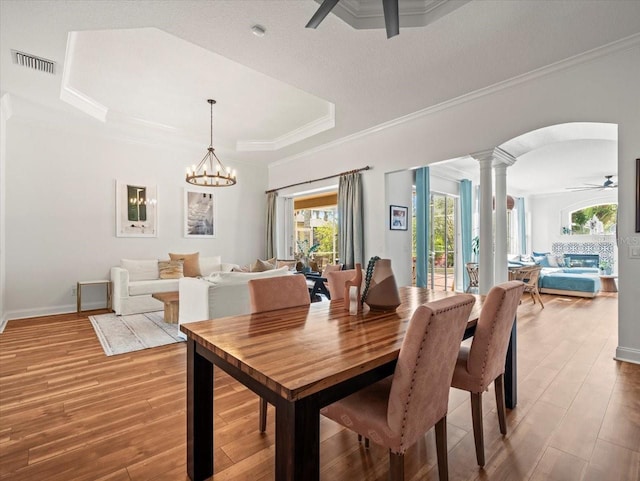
[111,256,236,315]
[178,266,292,327]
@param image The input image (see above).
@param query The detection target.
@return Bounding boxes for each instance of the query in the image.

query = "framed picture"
[184,188,215,238]
[636,158,640,233]
[390,205,408,231]
[115,181,158,237]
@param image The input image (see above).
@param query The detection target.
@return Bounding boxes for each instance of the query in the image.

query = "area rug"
[89,311,184,356]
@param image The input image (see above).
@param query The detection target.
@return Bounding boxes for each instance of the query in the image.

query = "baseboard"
[615,346,640,365]
[4,301,108,322]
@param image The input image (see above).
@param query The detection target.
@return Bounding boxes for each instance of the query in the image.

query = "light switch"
[630,246,640,259]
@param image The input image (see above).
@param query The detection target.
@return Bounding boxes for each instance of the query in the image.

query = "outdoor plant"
[472,236,480,260]
[296,239,320,261]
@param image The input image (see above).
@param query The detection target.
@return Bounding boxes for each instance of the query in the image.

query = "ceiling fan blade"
[382,0,399,38]
[306,0,340,29]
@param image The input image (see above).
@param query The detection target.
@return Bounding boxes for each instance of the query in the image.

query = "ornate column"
[493,148,516,284]
[473,150,495,295]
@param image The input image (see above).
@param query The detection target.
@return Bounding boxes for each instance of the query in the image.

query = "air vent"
[11,50,55,74]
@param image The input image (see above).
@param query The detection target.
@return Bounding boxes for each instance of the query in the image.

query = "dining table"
[180,286,518,481]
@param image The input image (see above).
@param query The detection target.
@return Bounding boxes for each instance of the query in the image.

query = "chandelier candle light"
[186,99,237,187]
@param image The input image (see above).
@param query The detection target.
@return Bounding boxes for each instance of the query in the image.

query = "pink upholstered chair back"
[466,281,524,390]
[248,275,310,313]
[387,294,475,450]
[326,269,357,300]
[321,263,343,278]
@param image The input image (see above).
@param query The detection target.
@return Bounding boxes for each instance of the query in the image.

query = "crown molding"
[328,0,471,30]
[270,33,640,169]
[236,104,335,152]
[60,32,108,122]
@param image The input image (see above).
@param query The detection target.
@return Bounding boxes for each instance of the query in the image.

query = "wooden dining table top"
[180,286,483,403]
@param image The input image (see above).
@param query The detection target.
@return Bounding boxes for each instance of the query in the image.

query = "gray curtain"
[338,172,364,269]
[266,192,277,258]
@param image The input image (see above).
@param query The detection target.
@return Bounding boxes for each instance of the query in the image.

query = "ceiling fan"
[566,175,618,191]
[306,0,400,38]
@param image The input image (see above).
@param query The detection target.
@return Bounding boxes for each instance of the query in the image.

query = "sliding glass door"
[429,193,457,290]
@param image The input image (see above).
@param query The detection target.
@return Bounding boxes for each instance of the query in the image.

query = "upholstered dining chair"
[450,280,525,466]
[326,268,357,300]
[321,294,476,481]
[248,274,311,432]
[511,265,544,308]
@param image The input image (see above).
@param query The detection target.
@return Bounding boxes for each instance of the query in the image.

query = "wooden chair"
[248,275,311,432]
[321,294,476,481]
[465,262,479,293]
[511,265,544,308]
[451,280,525,466]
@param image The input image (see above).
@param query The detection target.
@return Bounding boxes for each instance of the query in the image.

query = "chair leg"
[259,397,267,432]
[435,416,449,481]
[536,289,545,308]
[494,375,507,435]
[389,451,404,481]
[470,392,485,466]
[357,434,370,448]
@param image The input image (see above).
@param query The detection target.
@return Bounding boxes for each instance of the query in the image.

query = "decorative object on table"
[389,205,408,231]
[89,311,184,356]
[295,239,320,272]
[184,188,215,238]
[599,259,613,275]
[361,257,401,311]
[343,263,362,313]
[115,180,158,237]
[186,99,237,187]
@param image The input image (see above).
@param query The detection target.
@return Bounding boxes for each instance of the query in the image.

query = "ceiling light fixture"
[186,99,237,187]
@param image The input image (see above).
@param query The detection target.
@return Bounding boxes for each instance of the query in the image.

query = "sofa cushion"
[276,259,297,270]
[121,259,159,281]
[199,256,222,276]
[251,257,276,272]
[204,267,291,318]
[169,252,201,277]
[158,260,183,279]
[129,279,180,296]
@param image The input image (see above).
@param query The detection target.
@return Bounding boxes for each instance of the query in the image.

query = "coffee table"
[152,291,179,323]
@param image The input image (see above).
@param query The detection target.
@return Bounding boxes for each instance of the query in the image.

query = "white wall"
[0,94,9,324]
[529,189,618,258]
[385,170,413,286]
[268,42,640,364]
[4,102,267,320]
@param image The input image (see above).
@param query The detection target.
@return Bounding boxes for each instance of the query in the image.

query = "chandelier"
[186,99,237,187]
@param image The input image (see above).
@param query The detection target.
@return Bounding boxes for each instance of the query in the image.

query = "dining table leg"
[505,320,517,409]
[275,396,320,481]
[187,339,214,481]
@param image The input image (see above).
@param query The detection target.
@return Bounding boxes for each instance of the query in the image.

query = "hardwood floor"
[1,293,638,481]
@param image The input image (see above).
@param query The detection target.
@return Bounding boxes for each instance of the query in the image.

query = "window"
[569,204,617,235]
[294,193,338,270]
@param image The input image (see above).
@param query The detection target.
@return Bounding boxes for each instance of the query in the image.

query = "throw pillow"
[276,259,297,271]
[158,260,184,279]
[169,252,201,277]
[545,254,559,268]
[121,259,159,281]
[232,265,251,273]
[250,257,276,272]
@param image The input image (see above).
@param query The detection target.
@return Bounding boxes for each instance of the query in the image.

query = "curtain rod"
[265,166,371,194]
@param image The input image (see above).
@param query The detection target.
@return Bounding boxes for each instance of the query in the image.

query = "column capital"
[471,147,516,167]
